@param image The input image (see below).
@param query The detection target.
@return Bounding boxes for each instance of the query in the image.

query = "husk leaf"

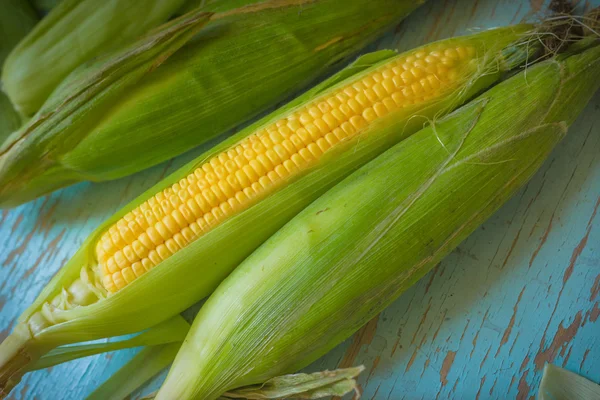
[538,364,600,400]
[2,0,188,117]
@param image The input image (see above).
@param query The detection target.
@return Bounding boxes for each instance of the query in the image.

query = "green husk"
[31,315,189,370]
[0,0,426,208]
[30,0,63,15]
[88,343,182,400]
[0,24,538,397]
[0,0,38,145]
[2,0,188,118]
[220,367,364,399]
[155,43,600,399]
[538,364,600,400]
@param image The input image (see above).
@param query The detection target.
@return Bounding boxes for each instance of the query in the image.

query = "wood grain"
[0,0,599,398]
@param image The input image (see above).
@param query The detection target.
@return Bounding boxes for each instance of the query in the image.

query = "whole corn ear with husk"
[2,0,189,118]
[0,0,38,144]
[154,42,600,400]
[0,0,426,208]
[0,25,538,396]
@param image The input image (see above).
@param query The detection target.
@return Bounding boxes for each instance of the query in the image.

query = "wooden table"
[1,0,599,398]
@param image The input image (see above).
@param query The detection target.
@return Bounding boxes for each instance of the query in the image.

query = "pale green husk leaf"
[538,364,600,400]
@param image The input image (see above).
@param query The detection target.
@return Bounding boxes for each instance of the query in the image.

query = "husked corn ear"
[156,43,600,400]
[97,43,478,293]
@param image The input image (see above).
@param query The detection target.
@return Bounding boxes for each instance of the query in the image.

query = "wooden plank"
[0,0,598,398]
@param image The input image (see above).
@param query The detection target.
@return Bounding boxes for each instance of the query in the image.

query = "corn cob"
[0,26,537,396]
[155,41,600,400]
[0,0,425,209]
[2,0,189,118]
[0,0,38,145]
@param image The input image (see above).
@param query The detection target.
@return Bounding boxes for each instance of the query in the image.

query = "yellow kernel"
[331,109,346,123]
[305,124,321,140]
[344,86,357,97]
[249,159,266,177]
[165,238,180,254]
[392,92,405,106]
[142,258,154,271]
[315,138,330,153]
[441,57,454,67]
[296,129,312,146]
[181,227,195,242]
[106,258,119,274]
[308,106,321,119]
[281,139,296,155]
[339,103,353,117]
[317,102,331,113]
[445,48,459,59]
[341,121,356,136]
[411,67,424,79]
[139,232,153,249]
[282,159,298,174]
[132,262,146,278]
[372,84,387,99]
[122,268,136,284]
[287,119,301,132]
[298,148,313,163]
[382,79,395,94]
[371,72,384,82]
[347,99,362,114]
[112,272,126,290]
[373,103,388,117]
[425,55,438,64]
[274,164,288,178]
[299,113,312,125]
[326,97,340,108]
[356,93,370,107]
[325,132,339,146]
[363,76,376,87]
[333,127,346,141]
[307,143,323,158]
[427,75,441,89]
[350,115,367,130]
[156,244,171,261]
[363,108,377,122]
[256,154,273,171]
[383,97,397,111]
[414,60,427,69]
[401,70,413,84]
[364,88,378,103]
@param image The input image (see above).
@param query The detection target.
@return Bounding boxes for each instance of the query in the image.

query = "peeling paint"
[534,312,583,371]
[440,351,456,386]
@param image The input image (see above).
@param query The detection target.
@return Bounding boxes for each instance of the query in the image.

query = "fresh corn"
[0,25,537,396]
[2,0,188,118]
[0,0,38,144]
[155,41,600,400]
[0,0,425,208]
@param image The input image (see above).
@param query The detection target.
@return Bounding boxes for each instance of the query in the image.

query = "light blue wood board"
[1,0,599,399]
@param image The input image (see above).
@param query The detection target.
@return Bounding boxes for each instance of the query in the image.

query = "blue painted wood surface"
[1,0,599,399]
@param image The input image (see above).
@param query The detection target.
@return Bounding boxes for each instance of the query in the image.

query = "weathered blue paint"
[1,0,599,399]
